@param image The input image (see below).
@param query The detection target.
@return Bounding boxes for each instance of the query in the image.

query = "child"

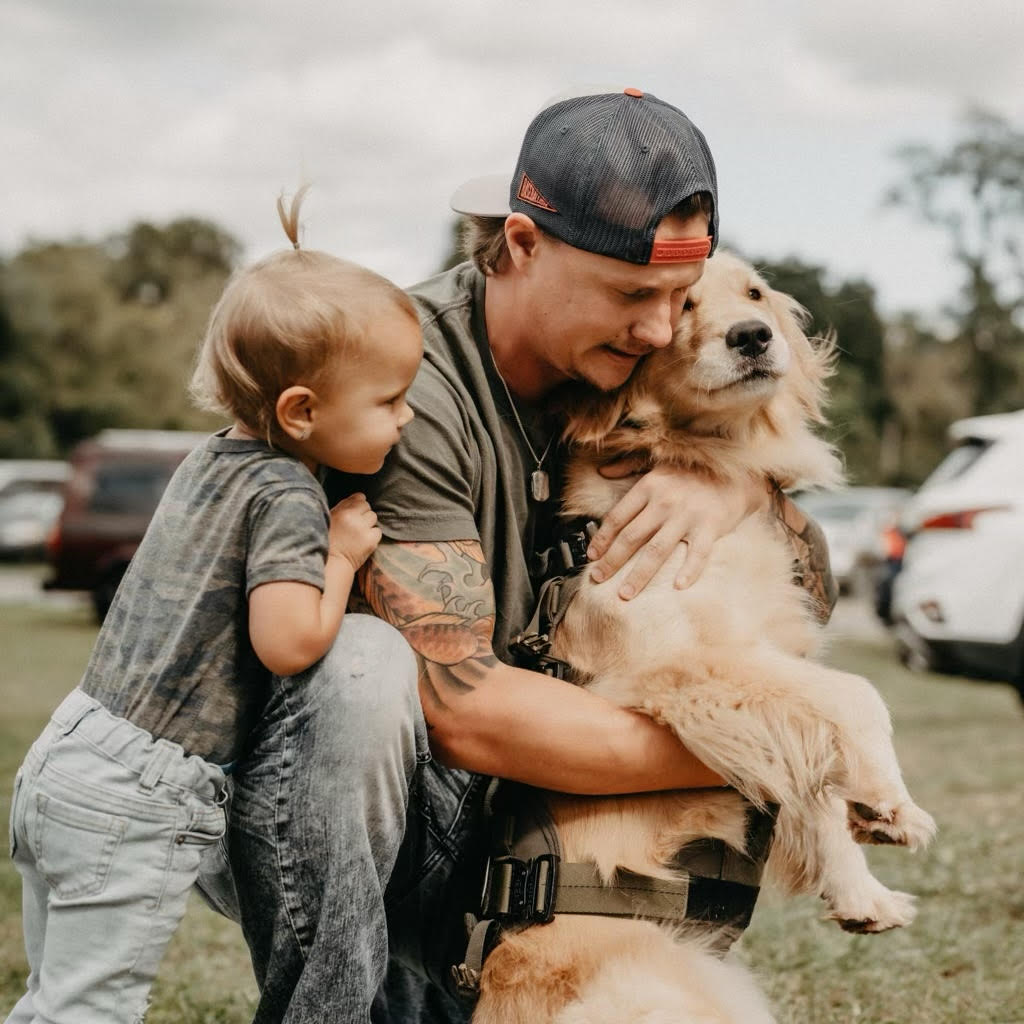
[5,190,422,1024]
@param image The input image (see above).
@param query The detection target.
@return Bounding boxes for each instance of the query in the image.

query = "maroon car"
[46,429,209,620]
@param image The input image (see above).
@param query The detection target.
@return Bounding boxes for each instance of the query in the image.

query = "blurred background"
[1,1,1022,1021]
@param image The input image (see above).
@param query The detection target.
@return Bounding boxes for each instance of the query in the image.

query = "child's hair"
[191,187,417,445]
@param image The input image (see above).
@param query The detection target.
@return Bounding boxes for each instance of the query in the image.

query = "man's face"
[520,211,710,392]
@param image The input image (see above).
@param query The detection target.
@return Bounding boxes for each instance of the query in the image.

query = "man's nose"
[630,301,675,348]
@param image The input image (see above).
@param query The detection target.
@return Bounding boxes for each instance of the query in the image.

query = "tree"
[886,108,1024,415]
[0,218,239,457]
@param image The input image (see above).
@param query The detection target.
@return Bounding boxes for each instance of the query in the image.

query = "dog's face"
[644,251,804,420]
[561,250,833,465]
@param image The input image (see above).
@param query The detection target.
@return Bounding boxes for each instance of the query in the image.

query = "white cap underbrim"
[450,89,632,217]
[449,173,511,217]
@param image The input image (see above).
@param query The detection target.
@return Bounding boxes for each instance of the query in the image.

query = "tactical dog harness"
[451,519,777,997]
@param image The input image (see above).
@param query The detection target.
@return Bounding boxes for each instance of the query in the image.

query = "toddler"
[5,190,422,1023]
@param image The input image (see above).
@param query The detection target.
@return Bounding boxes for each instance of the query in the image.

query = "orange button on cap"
[624,87,644,98]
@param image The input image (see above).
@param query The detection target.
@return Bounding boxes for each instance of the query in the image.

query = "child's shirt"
[79,431,329,764]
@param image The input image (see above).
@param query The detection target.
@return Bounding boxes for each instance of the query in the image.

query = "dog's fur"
[472,252,935,1024]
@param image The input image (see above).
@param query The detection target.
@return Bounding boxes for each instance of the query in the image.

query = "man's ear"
[275,386,316,441]
[504,213,545,270]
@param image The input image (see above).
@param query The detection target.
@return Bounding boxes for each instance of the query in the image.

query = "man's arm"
[768,481,839,624]
[359,538,723,795]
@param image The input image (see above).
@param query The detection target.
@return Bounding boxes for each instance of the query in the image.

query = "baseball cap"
[450,87,718,265]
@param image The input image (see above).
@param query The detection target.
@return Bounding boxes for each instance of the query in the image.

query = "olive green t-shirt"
[335,262,562,660]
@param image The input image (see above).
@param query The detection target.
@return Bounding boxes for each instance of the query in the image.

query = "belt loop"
[139,740,176,792]
[59,703,96,737]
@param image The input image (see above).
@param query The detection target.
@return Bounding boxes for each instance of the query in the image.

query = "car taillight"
[918,506,1010,530]
[45,521,61,561]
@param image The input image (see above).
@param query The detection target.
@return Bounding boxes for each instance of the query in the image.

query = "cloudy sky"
[3,0,1021,322]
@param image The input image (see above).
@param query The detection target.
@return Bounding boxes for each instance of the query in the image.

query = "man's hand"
[586,461,766,600]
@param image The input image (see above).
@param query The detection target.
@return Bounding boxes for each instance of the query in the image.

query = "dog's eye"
[748,288,763,301]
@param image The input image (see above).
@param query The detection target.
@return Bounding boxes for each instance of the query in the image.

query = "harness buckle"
[557,529,592,571]
[480,853,561,925]
[508,632,572,679]
[450,962,481,997]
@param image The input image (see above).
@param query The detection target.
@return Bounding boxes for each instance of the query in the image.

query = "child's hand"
[328,493,382,571]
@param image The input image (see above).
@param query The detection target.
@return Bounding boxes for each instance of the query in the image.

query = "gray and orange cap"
[450,87,719,265]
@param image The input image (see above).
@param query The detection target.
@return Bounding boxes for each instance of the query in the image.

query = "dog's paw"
[825,880,918,934]
[847,799,936,850]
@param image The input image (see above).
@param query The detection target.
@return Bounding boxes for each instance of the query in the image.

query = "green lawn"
[1,598,1022,1022]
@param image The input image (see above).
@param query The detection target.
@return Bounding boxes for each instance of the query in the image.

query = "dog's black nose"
[726,320,772,358]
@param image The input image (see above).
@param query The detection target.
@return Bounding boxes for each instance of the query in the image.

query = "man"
[217,88,834,1023]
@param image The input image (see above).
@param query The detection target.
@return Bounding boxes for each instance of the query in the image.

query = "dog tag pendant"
[531,469,550,502]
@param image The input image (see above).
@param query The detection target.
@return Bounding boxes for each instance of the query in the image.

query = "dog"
[471,252,936,1023]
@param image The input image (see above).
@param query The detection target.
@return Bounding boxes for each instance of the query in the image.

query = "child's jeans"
[6,688,228,1024]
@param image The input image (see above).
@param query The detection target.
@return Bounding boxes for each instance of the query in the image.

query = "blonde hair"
[462,192,717,275]
[191,189,416,444]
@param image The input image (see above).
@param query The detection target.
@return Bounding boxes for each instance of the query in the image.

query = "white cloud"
[1,0,1018,316]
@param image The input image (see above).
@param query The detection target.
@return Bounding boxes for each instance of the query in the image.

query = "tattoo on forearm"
[768,482,839,624]
[359,541,498,717]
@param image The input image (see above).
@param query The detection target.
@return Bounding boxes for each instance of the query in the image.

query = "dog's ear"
[762,285,845,489]
[767,288,836,426]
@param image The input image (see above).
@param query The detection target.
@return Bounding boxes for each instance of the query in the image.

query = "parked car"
[794,486,911,596]
[0,489,66,560]
[45,429,208,620]
[0,459,70,500]
[891,410,1024,702]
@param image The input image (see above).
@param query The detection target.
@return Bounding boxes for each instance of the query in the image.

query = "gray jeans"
[8,690,227,1024]
[197,614,488,1023]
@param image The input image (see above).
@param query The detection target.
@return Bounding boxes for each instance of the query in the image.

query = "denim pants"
[197,614,490,1024]
[6,689,228,1024]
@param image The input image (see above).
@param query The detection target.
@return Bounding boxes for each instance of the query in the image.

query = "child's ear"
[275,386,315,441]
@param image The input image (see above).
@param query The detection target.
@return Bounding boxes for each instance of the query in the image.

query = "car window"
[803,504,864,522]
[88,462,173,515]
[919,439,991,491]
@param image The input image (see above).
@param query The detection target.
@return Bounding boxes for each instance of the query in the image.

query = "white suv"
[891,410,1024,702]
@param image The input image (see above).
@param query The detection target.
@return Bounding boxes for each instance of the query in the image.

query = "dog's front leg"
[772,796,919,933]
[790,662,937,851]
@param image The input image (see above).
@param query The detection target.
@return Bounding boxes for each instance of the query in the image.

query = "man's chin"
[583,353,642,391]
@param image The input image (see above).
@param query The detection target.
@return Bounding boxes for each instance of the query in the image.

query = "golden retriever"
[471,252,936,1024]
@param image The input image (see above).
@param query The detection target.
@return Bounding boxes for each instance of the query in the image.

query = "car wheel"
[1013,618,1024,708]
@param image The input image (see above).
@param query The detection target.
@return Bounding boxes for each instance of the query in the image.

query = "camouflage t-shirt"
[79,431,329,763]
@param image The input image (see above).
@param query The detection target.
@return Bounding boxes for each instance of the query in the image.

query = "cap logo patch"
[649,236,713,263]
[517,173,558,213]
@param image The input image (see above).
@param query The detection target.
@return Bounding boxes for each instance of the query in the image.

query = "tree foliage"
[0,219,237,457]
[887,107,1024,416]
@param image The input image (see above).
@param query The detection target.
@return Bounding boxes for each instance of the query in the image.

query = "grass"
[1,595,1023,1021]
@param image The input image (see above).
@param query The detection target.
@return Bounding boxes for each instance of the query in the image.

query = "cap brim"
[450,173,511,217]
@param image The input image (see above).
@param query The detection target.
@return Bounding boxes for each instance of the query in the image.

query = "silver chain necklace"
[489,348,556,502]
